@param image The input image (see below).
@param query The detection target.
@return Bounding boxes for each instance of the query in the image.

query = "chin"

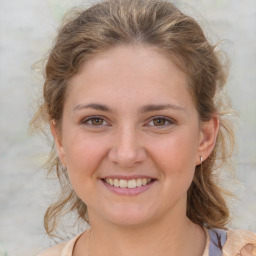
[103,207,156,227]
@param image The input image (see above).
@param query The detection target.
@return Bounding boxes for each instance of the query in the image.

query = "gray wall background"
[0,0,255,255]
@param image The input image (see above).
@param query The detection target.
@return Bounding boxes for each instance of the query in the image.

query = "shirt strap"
[209,228,227,256]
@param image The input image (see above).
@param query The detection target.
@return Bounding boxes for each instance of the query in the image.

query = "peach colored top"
[37,229,256,256]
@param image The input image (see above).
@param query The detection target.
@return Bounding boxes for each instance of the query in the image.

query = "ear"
[196,116,219,165]
[50,120,67,167]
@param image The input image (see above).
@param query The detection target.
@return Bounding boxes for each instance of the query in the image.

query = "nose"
[108,125,147,168]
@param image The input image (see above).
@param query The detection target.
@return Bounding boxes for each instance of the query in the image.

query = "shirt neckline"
[62,227,211,256]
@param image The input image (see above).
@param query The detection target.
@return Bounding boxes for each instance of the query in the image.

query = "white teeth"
[119,179,128,188]
[136,178,142,187]
[114,179,119,187]
[105,178,152,188]
[142,178,147,186]
[128,179,136,188]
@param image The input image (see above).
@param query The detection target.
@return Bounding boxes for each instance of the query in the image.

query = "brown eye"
[82,117,107,126]
[152,118,167,126]
[90,117,104,125]
[81,116,110,127]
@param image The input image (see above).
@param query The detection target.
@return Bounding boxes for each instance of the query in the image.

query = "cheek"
[63,132,108,179]
[63,133,109,202]
[148,129,199,181]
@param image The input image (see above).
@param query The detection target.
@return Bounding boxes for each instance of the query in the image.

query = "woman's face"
[52,45,217,227]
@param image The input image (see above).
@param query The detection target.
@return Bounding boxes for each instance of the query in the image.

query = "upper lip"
[101,175,156,180]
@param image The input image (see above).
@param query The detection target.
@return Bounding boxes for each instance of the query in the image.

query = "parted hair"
[31,0,235,236]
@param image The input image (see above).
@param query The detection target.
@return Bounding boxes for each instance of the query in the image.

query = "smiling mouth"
[103,178,153,188]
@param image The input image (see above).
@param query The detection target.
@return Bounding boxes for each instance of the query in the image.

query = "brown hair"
[31,0,235,236]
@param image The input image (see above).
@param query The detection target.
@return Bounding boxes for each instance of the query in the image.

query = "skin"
[51,45,220,256]
[237,244,256,256]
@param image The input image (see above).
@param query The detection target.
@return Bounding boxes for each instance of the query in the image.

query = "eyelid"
[146,116,176,127]
[80,115,176,127]
[80,115,110,126]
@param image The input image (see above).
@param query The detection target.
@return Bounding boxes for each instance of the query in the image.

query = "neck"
[76,206,206,256]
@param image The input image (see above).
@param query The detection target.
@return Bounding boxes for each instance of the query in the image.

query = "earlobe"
[50,120,67,167]
[197,116,219,165]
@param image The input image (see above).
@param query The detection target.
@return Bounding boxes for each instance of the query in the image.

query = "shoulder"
[37,234,82,256]
[223,229,256,255]
[37,242,67,256]
[206,228,256,256]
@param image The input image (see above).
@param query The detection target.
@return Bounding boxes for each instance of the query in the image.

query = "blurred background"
[0,0,255,255]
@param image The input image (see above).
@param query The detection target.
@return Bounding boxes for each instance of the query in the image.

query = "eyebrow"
[73,103,114,112]
[140,104,185,113]
[73,103,185,113]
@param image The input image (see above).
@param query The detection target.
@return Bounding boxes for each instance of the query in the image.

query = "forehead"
[67,45,194,110]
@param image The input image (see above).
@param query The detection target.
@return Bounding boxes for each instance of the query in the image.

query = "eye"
[147,117,174,127]
[82,116,108,126]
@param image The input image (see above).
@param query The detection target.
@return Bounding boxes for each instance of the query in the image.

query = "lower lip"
[102,180,156,195]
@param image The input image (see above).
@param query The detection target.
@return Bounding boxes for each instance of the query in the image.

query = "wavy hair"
[30,0,235,236]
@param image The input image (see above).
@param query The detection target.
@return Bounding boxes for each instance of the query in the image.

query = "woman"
[33,0,256,255]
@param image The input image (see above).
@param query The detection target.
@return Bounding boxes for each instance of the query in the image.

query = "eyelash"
[81,116,109,126]
[147,116,175,128]
[81,116,175,128]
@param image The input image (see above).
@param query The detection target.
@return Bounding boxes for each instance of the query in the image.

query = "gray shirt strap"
[209,228,227,256]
